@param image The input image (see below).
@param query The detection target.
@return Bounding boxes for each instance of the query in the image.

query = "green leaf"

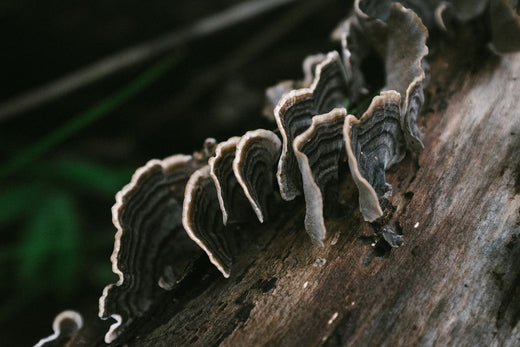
[17,192,80,297]
[0,184,42,225]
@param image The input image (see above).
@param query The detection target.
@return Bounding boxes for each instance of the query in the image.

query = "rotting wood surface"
[99,37,520,347]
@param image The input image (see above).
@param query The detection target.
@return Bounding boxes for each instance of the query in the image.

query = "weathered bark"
[93,31,520,347]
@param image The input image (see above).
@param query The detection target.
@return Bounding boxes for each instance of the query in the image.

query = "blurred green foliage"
[0,54,177,322]
[0,159,134,321]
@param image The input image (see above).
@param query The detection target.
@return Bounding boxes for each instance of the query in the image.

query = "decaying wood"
[88,31,520,347]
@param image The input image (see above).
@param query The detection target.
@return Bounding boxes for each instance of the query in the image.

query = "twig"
[0,55,177,180]
[144,0,333,132]
[0,0,295,121]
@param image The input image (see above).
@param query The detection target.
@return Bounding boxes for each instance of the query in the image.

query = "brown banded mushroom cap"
[293,108,347,246]
[263,81,297,120]
[275,50,349,201]
[344,90,405,222]
[263,53,328,120]
[35,310,83,347]
[99,153,206,344]
[385,2,428,151]
[183,165,233,278]
[233,129,282,223]
[302,53,328,86]
[209,136,252,225]
[354,0,391,56]
[344,1,428,153]
[333,15,371,103]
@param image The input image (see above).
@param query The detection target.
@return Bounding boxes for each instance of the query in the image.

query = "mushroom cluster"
[96,2,428,343]
[36,0,520,345]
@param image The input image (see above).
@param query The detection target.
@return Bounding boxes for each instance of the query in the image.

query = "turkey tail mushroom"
[35,310,83,347]
[263,53,328,120]
[75,0,520,344]
[351,0,429,152]
[99,146,211,343]
[293,108,347,246]
[344,91,405,222]
[275,51,349,201]
[209,137,253,225]
[384,2,428,151]
[233,129,282,224]
[183,165,233,278]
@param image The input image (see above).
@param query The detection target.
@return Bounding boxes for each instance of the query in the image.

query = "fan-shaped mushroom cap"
[275,51,349,201]
[263,81,297,120]
[385,3,428,151]
[35,310,83,347]
[99,149,209,343]
[302,53,328,86]
[293,108,347,246]
[332,15,368,103]
[263,53,329,120]
[209,137,254,225]
[233,129,281,224]
[183,165,233,278]
[344,91,405,222]
[337,1,428,152]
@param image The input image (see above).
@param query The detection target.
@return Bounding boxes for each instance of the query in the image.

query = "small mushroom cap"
[334,15,371,103]
[209,136,252,225]
[351,1,428,152]
[385,3,428,101]
[402,76,425,151]
[357,0,443,30]
[263,80,297,120]
[275,51,349,201]
[35,310,83,347]
[385,3,428,151]
[275,88,315,201]
[302,53,328,86]
[344,91,405,222]
[293,108,347,246]
[99,153,205,344]
[233,129,282,223]
[183,165,232,278]
[262,53,326,120]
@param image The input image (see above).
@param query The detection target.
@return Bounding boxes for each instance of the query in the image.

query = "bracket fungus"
[36,0,520,344]
[183,165,234,278]
[233,129,281,224]
[383,3,428,151]
[344,91,405,222]
[275,51,349,201]
[293,108,347,246]
[343,1,429,152]
[263,53,328,120]
[209,136,252,225]
[184,129,281,278]
[35,310,83,347]
[99,145,213,343]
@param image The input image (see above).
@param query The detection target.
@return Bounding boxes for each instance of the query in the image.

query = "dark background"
[0,0,350,345]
